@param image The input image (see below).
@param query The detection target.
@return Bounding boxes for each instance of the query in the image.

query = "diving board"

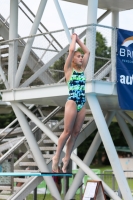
[0,172,72,177]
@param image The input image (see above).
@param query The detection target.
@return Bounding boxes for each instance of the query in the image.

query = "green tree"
[78,32,111,72]
[0,111,16,128]
[95,32,111,72]
[50,55,65,82]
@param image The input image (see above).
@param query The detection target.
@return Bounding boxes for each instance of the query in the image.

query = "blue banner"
[117,28,133,110]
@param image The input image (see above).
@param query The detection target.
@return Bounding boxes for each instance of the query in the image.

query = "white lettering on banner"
[122,59,133,63]
[120,48,133,58]
[120,48,125,57]
[127,50,132,58]
[120,75,133,85]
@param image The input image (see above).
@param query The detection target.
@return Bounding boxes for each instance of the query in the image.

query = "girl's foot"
[52,156,59,172]
[62,157,69,173]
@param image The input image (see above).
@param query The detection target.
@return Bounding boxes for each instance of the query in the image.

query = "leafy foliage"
[50,55,65,82]
[95,32,111,72]
[0,111,16,128]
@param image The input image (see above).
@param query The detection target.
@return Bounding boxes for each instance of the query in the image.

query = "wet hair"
[74,51,84,57]
[74,51,80,55]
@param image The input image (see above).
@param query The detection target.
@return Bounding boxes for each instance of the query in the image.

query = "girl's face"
[73,52,83,67]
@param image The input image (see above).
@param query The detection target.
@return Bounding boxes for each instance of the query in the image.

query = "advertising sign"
[117,28,133,110]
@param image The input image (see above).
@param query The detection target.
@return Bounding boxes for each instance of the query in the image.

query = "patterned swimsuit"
[67,69,86,112]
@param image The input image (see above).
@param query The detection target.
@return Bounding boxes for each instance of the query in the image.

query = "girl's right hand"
[76,35,80,42]
[71,33,77,39]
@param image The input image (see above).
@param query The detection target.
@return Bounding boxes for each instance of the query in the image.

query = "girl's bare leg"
[62,106,86,173]
[52,100,77,172]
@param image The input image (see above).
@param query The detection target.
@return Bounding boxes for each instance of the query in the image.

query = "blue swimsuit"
[67,70,86,112]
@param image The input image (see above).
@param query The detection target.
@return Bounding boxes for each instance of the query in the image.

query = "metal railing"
[0,21,116,87]
[102,170,133,192]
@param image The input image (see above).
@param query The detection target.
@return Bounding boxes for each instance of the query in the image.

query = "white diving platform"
[62,0,133,11]
[1,80,119,110]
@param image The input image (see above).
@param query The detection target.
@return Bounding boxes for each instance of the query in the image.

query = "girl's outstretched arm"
[64,34,77,73]
[76,35,90,70]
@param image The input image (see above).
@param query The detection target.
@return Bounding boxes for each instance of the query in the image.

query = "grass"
[26,194,81,200]
[90,165,112,173]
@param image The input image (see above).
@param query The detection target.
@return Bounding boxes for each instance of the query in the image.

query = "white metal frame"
[15,0,48,88]
[0,0,133,199]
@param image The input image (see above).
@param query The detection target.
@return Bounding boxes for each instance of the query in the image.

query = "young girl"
[52,33,90,173]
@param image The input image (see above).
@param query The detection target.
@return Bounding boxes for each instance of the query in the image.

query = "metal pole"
[65,111,115,200]
[97,10,111,23]
[111,11,119,82]
[112,11,119,29]
[11,153,14,194]
[118,187,123,199]
[8,0,18,88]
[0,23,115,46]
[53,0,71,43]
[86,94,133,200]
[0,104,34,136]
[33,187,37,200]
[11,103,61,200]
[21,44,69,87]
[15,0,48,87]
[85,0,98,80]
[16,102,58,143]
[20,0,63,50]
[116,113,133,154]
[112,174,115,191]
[68,133,102,200]
[118,111,133,126]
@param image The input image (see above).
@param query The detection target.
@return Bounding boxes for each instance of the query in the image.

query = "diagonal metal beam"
[0,14,55,85]
[98,10,111,23]
[11,102,61,200]
[0,104,34,136]
[53,0,71,43]
[8,176,43,200]
[86,94,132,200]
[20,44,69,87]
[116,112,133,155]
[0,137,25,163]
[20,0,63,50]
[0,49,9,89]
[0,105,62,163]
[15,0,48,87]
[118,111,133,126]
